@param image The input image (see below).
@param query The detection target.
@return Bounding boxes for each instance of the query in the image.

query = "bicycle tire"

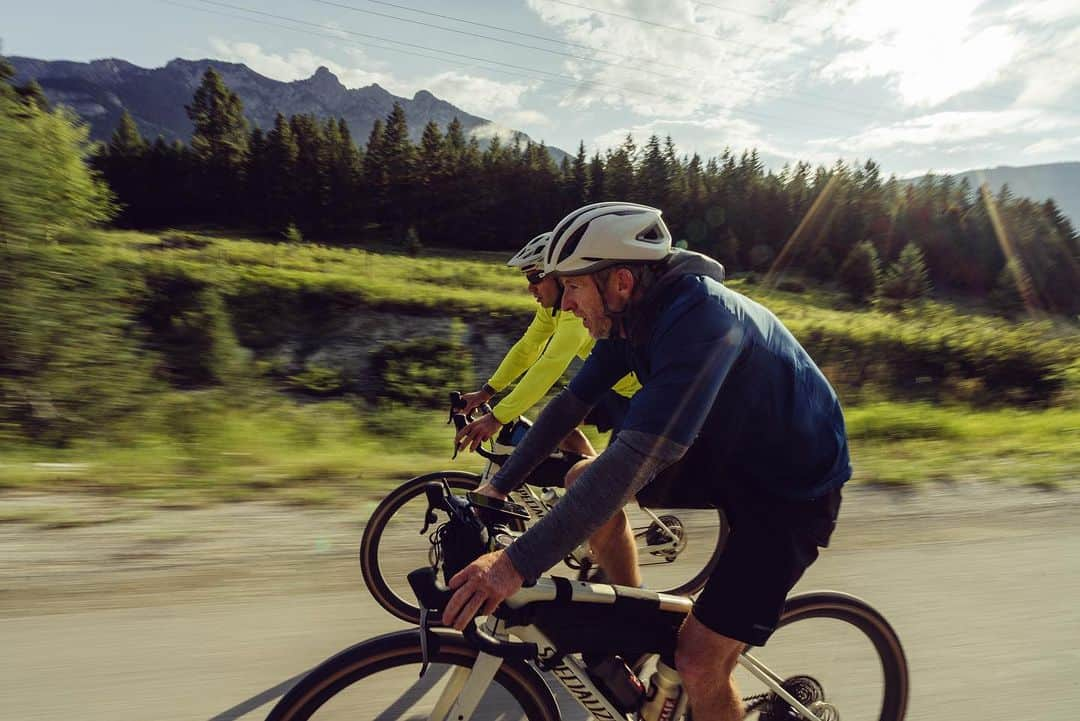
[265,628,559,721]
[746,590,910,721]
[636,506,726,597]
[361,474,727,623]
[360,471,482,624]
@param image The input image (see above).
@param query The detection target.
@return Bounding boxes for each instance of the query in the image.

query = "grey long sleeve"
[489,389,592,495]
[504,429,689,583]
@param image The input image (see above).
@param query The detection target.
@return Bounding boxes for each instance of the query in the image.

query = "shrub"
[405,226,423,257]
[838,241,881,302]
[370,336,473,408]
[283,222,303,244]
[877,242,931,306]
[285,365,348,396]
[139,269,242,387]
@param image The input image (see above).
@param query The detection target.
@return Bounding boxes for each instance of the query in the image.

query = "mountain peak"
[302,65,344,95]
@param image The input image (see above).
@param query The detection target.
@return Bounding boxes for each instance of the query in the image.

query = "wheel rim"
[360,472,480,624]
[270,632,557,721]
[630,506,726,596]
[737,594,908,721]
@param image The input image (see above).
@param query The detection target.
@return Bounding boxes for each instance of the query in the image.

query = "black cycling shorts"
[637,450,842,647]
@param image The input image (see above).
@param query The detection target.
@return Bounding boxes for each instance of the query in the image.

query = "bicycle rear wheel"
[737,591,909,721]
[627,504,727,597]
[360,471,482,624]
[266,628,559,721]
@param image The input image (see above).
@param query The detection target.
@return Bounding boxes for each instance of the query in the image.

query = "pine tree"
[363,117,387,196]
[569,141,590,206]
[97,110,148,225]
[877,242,932,305]
[184,67,249,217]
[290,113,327,232]
[380,103,416,242]
[637,134,668,208]
[265,112,299,229]
[418,120,445,183]
[588,152,605,203]
[838,241,881,303]
[605,134,636,199]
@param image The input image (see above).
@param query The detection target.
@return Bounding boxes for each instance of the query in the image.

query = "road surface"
[1,484,1078,720]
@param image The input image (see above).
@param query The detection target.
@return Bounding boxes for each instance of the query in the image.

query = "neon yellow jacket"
[487,306,640,423]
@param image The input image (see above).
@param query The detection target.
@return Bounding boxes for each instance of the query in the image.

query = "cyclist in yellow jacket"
[458,232,639,455]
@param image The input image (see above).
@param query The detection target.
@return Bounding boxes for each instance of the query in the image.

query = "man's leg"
[564,458,641,587]
[675,613,744,721]
[558,427,596,456]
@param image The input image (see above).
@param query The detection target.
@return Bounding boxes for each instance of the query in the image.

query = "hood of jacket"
[622,249,726,343]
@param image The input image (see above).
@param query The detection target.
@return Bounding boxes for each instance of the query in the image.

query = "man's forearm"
[489,389,592,494]
[504,430,688,581]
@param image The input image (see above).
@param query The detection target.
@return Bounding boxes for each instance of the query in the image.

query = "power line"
[304,0,688,81]
[540,0,783,53]
[161,0,569,87]
[346,0,692,72]
[175,0,863,135]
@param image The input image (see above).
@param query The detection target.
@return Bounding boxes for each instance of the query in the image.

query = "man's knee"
[564,457,593,487]
[675,612,742,689]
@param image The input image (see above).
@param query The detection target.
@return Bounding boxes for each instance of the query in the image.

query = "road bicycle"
[359,393,728,624]
[269,483,909,721]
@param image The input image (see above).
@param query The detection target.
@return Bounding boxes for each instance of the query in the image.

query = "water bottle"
[586,655,645,713]
[639,660,682,721]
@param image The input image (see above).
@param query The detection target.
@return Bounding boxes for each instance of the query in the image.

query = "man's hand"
[475,483,507,501]
[455,412,502,453]
[443,550,524,631]
[461,389,493,415]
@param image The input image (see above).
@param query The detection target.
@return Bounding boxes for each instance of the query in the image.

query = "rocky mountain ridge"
[10,56,567,160]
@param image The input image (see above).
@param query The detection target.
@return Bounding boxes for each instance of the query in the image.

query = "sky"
[5,0,1080,178]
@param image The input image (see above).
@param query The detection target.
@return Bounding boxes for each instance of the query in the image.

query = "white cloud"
[812,110,1077,153]
[497,109,553,128]
[1013,24,1080,105]
[526,0,797,118]
[1006,0,1080,24]
[1023,137,1080,155]
[208,38,394,89]
[417,71,537,116]
[819,1,1021,106]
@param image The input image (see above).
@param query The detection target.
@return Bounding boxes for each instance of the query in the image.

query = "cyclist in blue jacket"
[446,202,850,721]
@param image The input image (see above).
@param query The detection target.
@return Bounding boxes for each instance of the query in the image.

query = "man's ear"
[613,267,636,298]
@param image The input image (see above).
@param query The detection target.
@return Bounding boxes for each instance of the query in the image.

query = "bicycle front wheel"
[266,628,559,721]
[360,471,482,624]
[737,591,909,721]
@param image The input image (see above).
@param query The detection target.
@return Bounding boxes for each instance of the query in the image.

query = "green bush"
[0,243,158,445]
[838,241,881,303]
[285,365,348,396]
[139,269,243,387]
[283,222,303,243]
[370,336,474,407]
[877,242,931,307]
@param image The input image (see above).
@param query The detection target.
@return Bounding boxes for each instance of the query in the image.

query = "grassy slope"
[1,229,1077,523]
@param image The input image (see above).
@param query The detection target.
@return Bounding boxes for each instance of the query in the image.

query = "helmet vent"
[557,224,590,265]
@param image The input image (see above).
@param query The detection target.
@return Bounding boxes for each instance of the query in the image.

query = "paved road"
[2,485,1078,720]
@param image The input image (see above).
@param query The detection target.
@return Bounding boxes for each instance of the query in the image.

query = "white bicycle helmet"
[545,202,672,277]
[507,232,552,279]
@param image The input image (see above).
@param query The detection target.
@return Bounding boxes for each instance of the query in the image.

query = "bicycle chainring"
[751,675,833,721]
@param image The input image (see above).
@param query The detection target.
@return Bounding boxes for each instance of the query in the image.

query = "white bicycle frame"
[433,577,832,721]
